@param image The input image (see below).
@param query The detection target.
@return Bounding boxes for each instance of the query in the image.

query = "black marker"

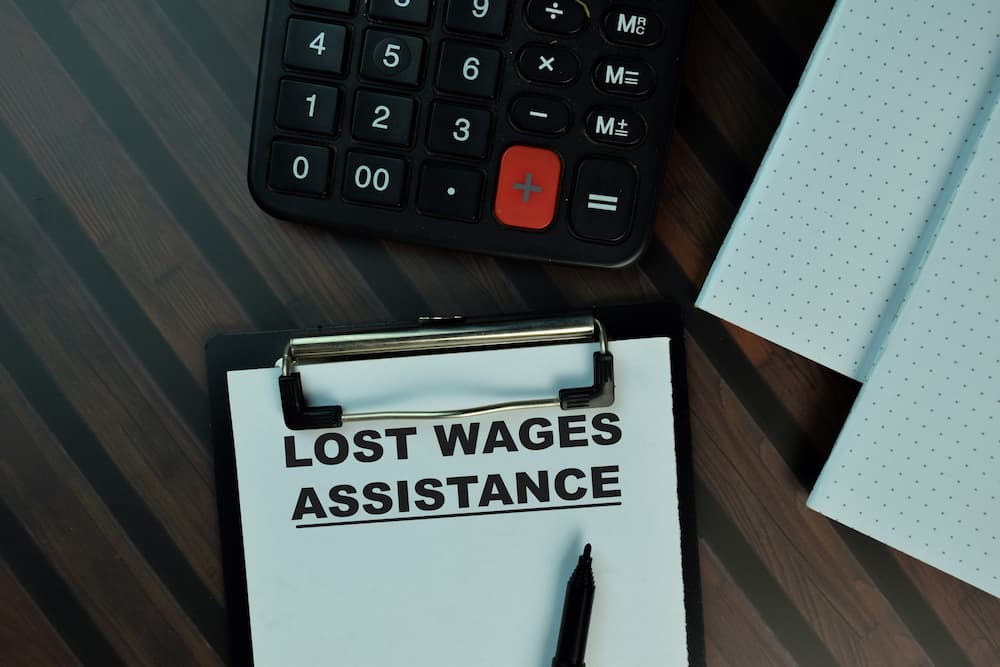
[552,543,596,667]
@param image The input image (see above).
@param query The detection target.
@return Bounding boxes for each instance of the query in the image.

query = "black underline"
[295,501,623,528]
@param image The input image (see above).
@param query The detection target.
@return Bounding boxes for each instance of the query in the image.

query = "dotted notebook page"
[696,0,1000,381]
[807,100,1000,598]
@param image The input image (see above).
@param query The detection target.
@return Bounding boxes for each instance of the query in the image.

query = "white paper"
[808,102,1000,599]
[227,337,688,666]
[696,0,1000,381]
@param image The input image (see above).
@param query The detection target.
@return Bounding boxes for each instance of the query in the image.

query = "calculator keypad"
[417,162,484,221]
[343,152,406,205]
[570,158,636,242]
[268,141,331,195]
[351,90,415,145]
[524,0,586,35]
[276,79,340,134]
[250,0,690,266]
[284,19,348,73]
[360,30,425,86]
[427,102,492,158]
[509,96,570,135]
[603,7,663,47]
[293,0,352,13]
[494,145,561,230]
[368,0,432,25]
[593,59,655,96]
[436,42,503,98]
[586,108,645,146]
[517,45,578,86]
[445,0,510,37]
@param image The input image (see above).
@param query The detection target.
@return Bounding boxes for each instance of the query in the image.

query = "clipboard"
[208,303,703,666]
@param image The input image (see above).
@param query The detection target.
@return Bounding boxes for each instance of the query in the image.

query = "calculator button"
[436,41,503,99]
[570,158,636,242]
[284,19,349,74]
[494,146,562,230]
[524,0,587,35]
[276,80,340,134]
[268,142,331,195]
[509,96,570,135]
[603,7,663,47]
[593,59,655,96]
[445,0,510,37]
[343,152,407,206]
[517,45,578,86]
[417,163,484,221]
[293,0,353,13]
[586,108,645,146]
[369,0,432,25]
[427,102,492,158]
[360,30,425,86]
[352,90,415,146]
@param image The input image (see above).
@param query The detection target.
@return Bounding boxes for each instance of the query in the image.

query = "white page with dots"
[696,0,1000,381]
[808,102,1000,599]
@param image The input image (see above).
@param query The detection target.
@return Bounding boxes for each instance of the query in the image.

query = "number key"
[293,0,353,13]
[352,90,415,146]
[283,19,348,74]
[436,41,502,99]
[369,0,432,25]
[427,102,492,159]
[360,29,425,86]
[445,0,509,37]
[343,152,407,206]
[268,141,331,195]
[276,80,340,134]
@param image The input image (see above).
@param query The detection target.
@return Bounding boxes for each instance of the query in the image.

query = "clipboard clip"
[277,315,614,430]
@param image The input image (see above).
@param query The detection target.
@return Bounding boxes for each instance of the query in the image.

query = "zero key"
[268,141,331,195]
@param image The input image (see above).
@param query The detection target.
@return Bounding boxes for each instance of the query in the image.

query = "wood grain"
[687,339,930,666]
[0,175,223,602]
[0,0,997,664]
[0,562,79,667]
[698,541,797,667]
[0,367,221,665]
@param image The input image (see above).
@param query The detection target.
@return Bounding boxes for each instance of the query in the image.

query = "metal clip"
[277,315,614,430]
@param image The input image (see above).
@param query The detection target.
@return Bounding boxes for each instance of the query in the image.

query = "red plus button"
[494,146,562,230]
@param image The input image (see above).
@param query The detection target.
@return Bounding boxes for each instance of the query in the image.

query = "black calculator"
[248,0,691,267]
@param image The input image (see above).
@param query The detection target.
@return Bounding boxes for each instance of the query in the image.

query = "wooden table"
[1,1,997,665]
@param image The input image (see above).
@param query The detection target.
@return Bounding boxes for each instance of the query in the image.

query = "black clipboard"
[207,303,703,666]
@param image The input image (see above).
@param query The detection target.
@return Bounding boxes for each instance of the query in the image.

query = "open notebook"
[696,0,1000,382]
[696,0,1000,597]
[217,333,697,665]
[808,101,1000,598]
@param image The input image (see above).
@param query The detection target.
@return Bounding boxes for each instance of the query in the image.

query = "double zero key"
[343,152,406,206]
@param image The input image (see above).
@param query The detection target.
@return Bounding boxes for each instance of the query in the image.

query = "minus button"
[510,95,571,136]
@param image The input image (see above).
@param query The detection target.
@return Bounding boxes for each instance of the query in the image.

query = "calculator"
[248,0,691,267]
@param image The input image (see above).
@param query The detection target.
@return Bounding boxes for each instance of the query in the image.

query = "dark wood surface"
[1,1,998,665]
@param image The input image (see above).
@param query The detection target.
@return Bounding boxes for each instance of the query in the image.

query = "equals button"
[571,158,637,242]
[510,96,571,136]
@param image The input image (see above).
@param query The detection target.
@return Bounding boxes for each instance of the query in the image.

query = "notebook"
[210,311,700,666]
[696,0,1000,381]
[695,0,1000,597]
[807,100,1000,598]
